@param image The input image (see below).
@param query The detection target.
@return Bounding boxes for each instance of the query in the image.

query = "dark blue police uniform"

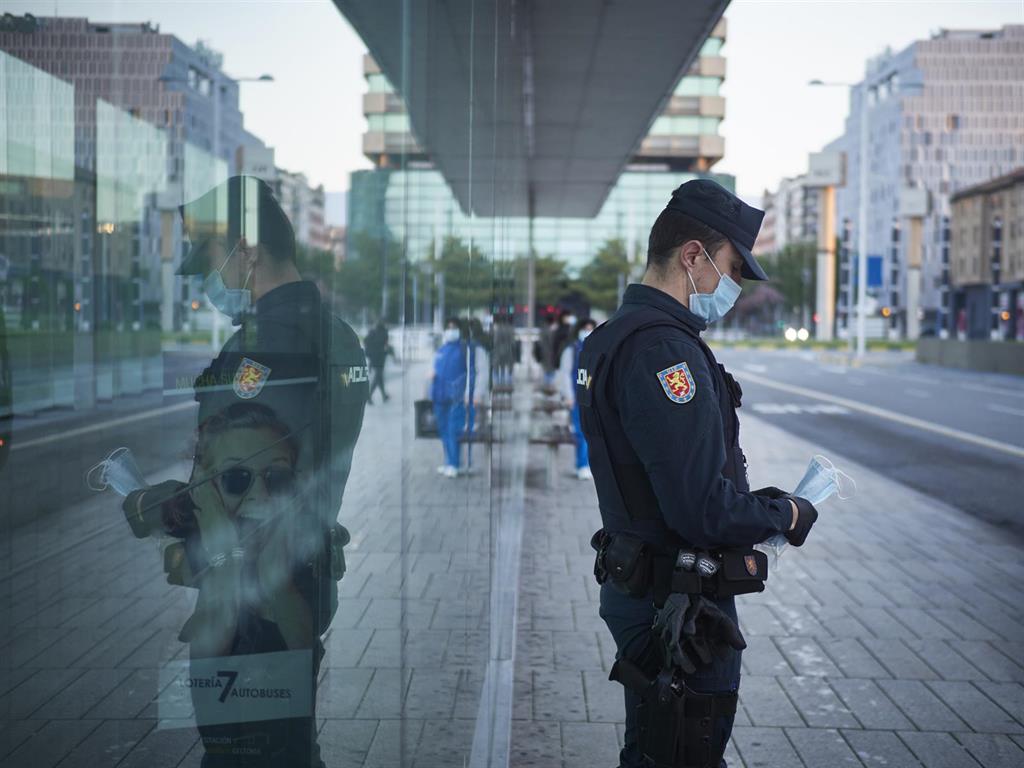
[577,180,796,768]
[579,284,791,767]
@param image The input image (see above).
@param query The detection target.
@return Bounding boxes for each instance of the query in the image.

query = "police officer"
[577,179,818,768]
[121,175,367,767]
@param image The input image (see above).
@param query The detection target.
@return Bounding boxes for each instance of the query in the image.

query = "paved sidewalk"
[509,401,1024,767]
[1,364,1022,767]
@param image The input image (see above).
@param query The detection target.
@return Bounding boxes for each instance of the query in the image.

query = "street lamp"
[809,78,870,357]
[809,77,924,356]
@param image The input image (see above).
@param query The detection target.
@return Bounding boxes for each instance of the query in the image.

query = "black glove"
[123,479,192,539]
[783,495,818,547]
[654,594,747,674]
[752,486,787,499]
[683,595,747,660]
[654,593,699,674]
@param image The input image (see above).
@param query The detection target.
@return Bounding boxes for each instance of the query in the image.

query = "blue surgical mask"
[687,247,741,324]
[203,241,252,324]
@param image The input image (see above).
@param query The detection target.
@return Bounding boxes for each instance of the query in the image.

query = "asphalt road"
[713,345,1024,536]
[0,349,210,527]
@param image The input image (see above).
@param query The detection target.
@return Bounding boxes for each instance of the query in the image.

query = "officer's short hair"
[646,209,729,272]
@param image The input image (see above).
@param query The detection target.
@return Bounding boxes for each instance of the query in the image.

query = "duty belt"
[591,529,768,606]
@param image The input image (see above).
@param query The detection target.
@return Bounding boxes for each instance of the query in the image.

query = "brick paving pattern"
[1,365,1022,767]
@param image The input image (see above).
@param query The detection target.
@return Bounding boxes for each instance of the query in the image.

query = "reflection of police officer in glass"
[578,180,818,768]
[121,175,367,767]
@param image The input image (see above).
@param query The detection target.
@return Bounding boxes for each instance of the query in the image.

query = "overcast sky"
[11,0,1023,201]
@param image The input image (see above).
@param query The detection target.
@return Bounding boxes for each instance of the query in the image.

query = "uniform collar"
[622,283,707,335]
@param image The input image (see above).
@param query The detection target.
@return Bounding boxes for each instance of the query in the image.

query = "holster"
[610,658,737,768]
[591,529,650,597]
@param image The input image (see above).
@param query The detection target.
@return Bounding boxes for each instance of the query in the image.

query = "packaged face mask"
[86,447,147,496]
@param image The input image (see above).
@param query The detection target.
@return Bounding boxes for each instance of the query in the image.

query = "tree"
[574,238,632,313]
[768,241,816,326]
[429,235,492,317]
[334,230,406,323]
[511,252,571,309]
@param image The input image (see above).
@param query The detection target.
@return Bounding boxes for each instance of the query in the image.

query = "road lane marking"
[740,370,1024,459]
[859,367,934,385]
[963,383,1024,400]
[12,400,197,452]
[752,403,851,415]
[988,404,1024,418]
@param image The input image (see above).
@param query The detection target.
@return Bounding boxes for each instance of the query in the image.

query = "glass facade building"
[0,5,738,767]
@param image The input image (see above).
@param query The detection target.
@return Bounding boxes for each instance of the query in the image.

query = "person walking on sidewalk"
[578,179,819,768]
[364,320,395,404]
[558,317,596,480]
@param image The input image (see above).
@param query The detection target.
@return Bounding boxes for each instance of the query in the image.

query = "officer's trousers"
[600,584,741,768]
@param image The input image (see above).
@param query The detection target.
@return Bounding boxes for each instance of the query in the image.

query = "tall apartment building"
[949,167,1024,340]
[275,169,328,250]
[829,25,1024,338]
[351,20,733,279]
[756,174,820,257]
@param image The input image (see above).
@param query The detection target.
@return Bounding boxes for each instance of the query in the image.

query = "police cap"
[665,179,769,281]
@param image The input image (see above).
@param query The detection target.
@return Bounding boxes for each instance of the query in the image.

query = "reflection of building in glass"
[350,20,733,281]
[949,168,1024,340]
[275,169,328,251]
[0,16,274,418]
[0,15,258,336]
[827,25,1024,338]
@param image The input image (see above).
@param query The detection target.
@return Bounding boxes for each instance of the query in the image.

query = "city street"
[2,356,1022,767]
[713,345,1024,534]
[2,349,211,528]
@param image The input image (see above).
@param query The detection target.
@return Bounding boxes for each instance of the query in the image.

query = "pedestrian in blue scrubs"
[558,317,596,480]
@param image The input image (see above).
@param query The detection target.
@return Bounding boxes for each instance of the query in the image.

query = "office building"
[349,19,733,286]
[828,25,1024,338]
[276,169,328,250]
[950,167,1024,339]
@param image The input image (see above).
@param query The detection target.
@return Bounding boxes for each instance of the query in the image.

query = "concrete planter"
[916,338,1024,375]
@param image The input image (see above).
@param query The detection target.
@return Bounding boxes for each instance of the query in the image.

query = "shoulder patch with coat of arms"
[656,361,696,403]
[233,357,271,399]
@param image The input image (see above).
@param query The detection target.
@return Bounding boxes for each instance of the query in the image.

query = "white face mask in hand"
[86,447,147,496]
[793,454,857,506]
[687,247,741,324]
